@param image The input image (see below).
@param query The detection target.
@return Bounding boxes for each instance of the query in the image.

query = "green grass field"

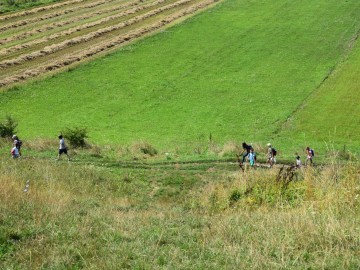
[1,0,360,268]
[1,0,360,160]
[278,33,360,155]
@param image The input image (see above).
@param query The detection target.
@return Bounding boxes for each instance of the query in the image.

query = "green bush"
[229,190,241,206]
[62,127,88,148]
[6,0,16,6]
[0,115,18,138]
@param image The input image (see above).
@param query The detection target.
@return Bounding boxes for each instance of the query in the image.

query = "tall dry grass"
[184,161,360,268]
[0,153,359,269]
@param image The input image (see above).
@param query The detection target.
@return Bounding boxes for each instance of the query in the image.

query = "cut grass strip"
[0,0,172,57]
[0,0,219,86]
[0,0,145,45]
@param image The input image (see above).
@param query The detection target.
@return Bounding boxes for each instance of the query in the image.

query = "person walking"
[58,135,70,161]
[248,148,256,168]
[267,143,276,168]
[296,155,302,168]
[11,143,20,159]
[305,147,314,166]
[240,142,253,163]
[12,134,22,156]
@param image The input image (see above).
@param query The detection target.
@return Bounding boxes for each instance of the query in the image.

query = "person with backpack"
[267,143,276,168]
[305,147,314,166]
[12,134,22,156]
[240,142,253,163]
[58,135,70,161]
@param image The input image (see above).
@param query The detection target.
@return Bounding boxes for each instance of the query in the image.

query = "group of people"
[10,135,315,166]
[10,134,70,161]
[240,142,314,168]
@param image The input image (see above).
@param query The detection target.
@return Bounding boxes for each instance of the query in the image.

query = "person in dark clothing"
[240,142,253,163]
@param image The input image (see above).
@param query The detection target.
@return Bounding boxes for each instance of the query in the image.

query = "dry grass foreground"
[0,0,220,88]
[0,152,359,268]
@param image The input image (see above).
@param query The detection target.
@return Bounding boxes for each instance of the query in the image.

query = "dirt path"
[0,0,220,88]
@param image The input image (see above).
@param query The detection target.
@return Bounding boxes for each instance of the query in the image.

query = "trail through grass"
[0,154,359,269]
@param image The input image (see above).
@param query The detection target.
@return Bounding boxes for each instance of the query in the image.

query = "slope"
[0,0,359,156]
[277,32,360,155]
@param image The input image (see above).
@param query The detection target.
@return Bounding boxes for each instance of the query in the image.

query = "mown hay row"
[0,0,192,68]
[0,0,145,45]
[0,0,169,56]
[0,0,85,21]
[0,0,219,87]
[0,0,120,32]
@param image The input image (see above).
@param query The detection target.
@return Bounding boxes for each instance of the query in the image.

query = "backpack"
[310,149,315,157]
[272,148,277,156]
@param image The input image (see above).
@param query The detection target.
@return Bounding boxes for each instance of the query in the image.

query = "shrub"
[140,142,158,156]
[130,141,158,157]
[229,189,241,206]
[62,127,88,148]
[0,115,18,138]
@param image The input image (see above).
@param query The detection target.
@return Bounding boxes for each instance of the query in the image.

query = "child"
[296,155,301,168]
[58,135,70,161]
[248,148,256,167]
[267,143,276,168]
[305,147,314,166]
[11,144,20,159]
[12,134,22,156]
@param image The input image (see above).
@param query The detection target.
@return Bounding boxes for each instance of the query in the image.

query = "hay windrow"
[0,0,219,87]
[0,0,193,68]
[0,0,145,45]
[0,0,168,56]
[0,0,120,32]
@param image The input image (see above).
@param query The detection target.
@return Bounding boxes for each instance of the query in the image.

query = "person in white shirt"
[12,134,22,156]
[58,135,70,160]
[11,143,20,159]
[296,155,302,168]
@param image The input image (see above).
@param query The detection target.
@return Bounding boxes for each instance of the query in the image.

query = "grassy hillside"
[1,154,359,269]
[278,33,360,155]
[1,1,360,268]
[1,0,360,159]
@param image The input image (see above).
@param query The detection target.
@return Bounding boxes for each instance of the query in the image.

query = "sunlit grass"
[0,151,359,269]
[1,0,359,159]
